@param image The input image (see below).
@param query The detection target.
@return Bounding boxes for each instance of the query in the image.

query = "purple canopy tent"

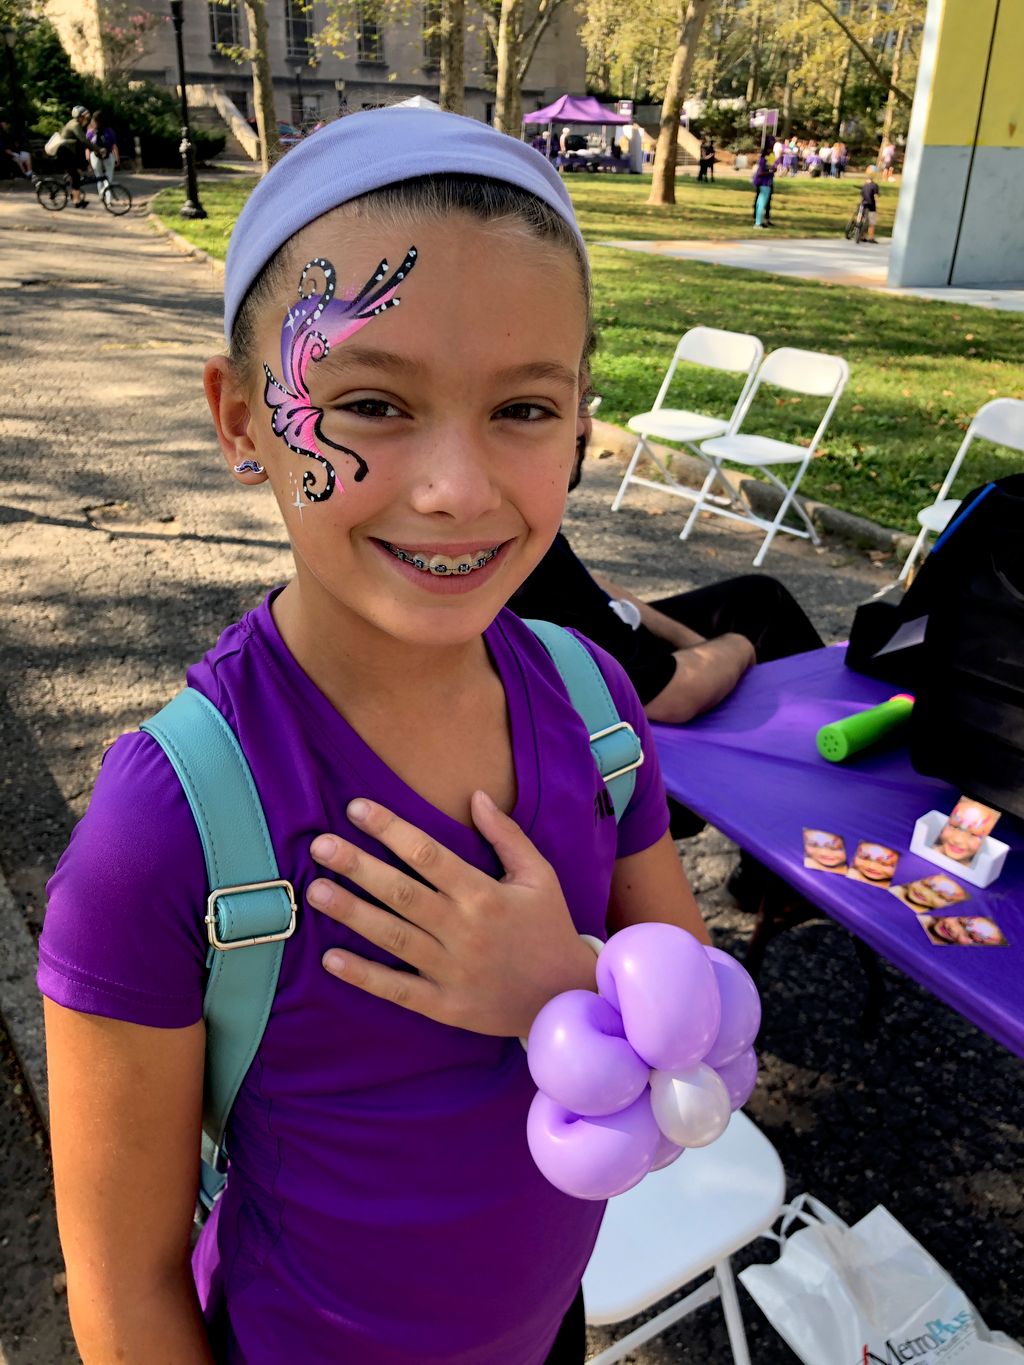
[523,95,632,169]
[522,95,632,126]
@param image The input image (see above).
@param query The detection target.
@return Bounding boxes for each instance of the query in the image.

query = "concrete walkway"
[601,236,1024,312]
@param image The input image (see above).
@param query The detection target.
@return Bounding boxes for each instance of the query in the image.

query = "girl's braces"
[381,542,501,576]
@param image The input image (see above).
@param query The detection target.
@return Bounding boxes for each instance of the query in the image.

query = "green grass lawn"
[154,175,1023,533]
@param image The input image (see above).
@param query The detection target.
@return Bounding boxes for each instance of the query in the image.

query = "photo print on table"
[888,872,971,914]
[929,794,1002,867]
[916,914,1008,948]
[847,840,900,887]
[803,828,848,875]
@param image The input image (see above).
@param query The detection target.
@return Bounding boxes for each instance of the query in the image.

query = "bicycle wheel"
[36,177,69,212]
[844,214,858,241]
[855,211,868,243]
[102,183,132,216]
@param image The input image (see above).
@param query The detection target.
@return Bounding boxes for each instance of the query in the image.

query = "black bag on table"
[846,474,1024,819]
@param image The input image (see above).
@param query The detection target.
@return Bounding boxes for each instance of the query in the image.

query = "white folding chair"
[690,347,850,567]
[898,396,1024,583]
[610,327,763,514]
[584,1111,786,1365]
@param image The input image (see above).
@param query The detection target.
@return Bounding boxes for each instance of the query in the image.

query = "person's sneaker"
[75,198,89,208]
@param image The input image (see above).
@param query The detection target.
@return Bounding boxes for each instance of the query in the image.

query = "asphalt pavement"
[0,173,1020,1364]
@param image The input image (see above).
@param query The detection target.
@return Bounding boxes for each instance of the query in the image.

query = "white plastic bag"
[740,1196,1024,1364]
[44,131,63,157]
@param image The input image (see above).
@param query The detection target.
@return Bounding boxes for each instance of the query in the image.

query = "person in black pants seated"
[509,425,823,851]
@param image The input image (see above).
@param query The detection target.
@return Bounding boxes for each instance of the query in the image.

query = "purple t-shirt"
[39,594,668,1365]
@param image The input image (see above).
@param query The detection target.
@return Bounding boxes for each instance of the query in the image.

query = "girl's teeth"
[385,542,498,574]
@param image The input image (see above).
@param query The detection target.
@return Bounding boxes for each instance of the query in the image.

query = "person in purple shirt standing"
[39,109,709,1365]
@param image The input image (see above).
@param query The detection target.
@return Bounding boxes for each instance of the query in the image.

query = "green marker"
[816,694,915,763]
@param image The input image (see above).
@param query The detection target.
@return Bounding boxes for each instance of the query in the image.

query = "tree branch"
[806,0,912,106]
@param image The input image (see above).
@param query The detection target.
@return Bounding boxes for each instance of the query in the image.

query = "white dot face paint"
[262,248,419,503]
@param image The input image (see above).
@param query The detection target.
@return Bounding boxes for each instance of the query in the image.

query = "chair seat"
[628,409,729,443]
[700,434,810,466]
[583,1111,785,1326]
[917,498,961,533]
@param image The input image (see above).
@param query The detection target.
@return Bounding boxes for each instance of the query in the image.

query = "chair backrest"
[731,346,849,456]
[932,396,1024,505]
[651,326,763,415]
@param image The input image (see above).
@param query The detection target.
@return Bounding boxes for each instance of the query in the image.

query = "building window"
[290,92,321,126]
[482,32,497,76]
[422,1,441,70]
[208,0,240,51]
[286,0,313,59]
[357,4,384,63]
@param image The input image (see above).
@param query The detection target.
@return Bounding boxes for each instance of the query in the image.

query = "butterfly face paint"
[262,248,418,502]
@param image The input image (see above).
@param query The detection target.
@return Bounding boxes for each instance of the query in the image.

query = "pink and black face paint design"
[262,248,418,502]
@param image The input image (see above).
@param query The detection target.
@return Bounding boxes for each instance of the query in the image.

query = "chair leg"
[610,439,646,512]
[753,465,811,567]
[715,1260,752,1365]
[679,459,722,541]
[897,526,930,584]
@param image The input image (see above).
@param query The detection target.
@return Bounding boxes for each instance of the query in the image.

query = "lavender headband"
[223,107,585,340]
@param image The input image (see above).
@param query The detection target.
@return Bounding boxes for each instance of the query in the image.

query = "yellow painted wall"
[922,0,1024,149]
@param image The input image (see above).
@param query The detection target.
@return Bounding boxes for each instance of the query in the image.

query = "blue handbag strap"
[141,689,296,1152]
[525,619,643,822]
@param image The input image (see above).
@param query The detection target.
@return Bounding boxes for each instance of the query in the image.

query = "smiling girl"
[39,110,708,1365]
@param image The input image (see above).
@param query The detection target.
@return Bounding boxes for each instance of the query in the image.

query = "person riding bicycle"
[55,105,91,208]
[86,110,119,191]
[858,164,879,242]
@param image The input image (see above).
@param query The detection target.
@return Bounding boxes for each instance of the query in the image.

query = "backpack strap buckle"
[206,879,298,951]
[589,720,644,783]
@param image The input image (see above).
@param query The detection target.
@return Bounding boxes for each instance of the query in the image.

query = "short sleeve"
[38,732,209,1028]
[569,633,671,859]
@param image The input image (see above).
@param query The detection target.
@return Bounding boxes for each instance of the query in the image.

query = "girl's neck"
[271,578,493,717]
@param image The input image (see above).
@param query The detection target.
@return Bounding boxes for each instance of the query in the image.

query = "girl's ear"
[204,355,267,483]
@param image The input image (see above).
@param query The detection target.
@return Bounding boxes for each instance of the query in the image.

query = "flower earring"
[233,460,265,475]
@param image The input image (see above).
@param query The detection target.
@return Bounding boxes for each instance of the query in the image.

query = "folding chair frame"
[587,1257,752,1365]
[611,330,764,515]
[686,351,849,567]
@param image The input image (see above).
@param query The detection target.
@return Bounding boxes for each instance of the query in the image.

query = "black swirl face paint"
[262,249,418,502]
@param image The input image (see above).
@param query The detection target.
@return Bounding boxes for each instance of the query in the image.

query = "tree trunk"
[242,0,281,171]
[494,0,522,134]
[830,41,852,136]
[879,19,907,151]
[648,0,713,206]
[439,0,465,113]
[745,5,761,106]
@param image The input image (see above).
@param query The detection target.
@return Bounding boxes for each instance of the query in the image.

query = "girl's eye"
[495,402,557,423]
[342,398,403,419]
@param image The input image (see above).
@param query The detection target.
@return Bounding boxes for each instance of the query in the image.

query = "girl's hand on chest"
[306,792,598,1038]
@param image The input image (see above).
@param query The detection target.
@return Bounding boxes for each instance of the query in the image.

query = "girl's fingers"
[333,800,473,899]
[307,878,442,972]
[322,948,444,1020]
[470,790,550,886]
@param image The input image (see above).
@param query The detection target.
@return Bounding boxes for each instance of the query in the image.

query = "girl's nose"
[407,427,502,521]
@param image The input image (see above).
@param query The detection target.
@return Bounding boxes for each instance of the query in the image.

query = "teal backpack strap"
[525,619,644,823]
[140,689,296,1167]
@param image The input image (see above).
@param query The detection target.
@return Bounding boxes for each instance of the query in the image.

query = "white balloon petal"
[649,1063,731,1149]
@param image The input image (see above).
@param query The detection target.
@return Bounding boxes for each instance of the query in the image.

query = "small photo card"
[847,840,900,887]
[917,915,1008,948]
[888,873,971,915]
[803,828,848,875]
[929,795,1002,867]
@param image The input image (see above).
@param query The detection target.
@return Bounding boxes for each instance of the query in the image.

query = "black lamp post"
[169,0,207,219]
[293,63,304,125]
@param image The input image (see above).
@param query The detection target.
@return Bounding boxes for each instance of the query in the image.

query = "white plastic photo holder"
[910,810,1009,889]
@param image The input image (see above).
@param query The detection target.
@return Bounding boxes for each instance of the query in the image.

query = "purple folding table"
[651,646,1024,1058]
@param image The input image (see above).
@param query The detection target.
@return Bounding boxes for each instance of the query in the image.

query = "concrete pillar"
[889,0,1024,289]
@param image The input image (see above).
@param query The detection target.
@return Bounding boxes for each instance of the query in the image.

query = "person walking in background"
[858,164,880,242]
[54,104,90,208]
[830,140,846,178]
[697,136,716,182]
[819,141,832,175]
[753,151,774,227]
[86,109,118,190]
[880,140,897,180]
